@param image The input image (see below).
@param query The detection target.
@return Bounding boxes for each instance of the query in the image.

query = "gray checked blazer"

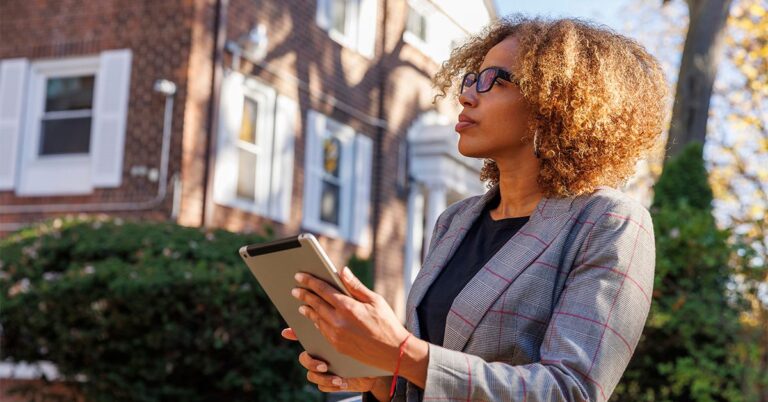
[388,183,655,401]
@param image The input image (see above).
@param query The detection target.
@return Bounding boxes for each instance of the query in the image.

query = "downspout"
[0,81,178,218]
[200,0,228,228]
[371,0,388,293]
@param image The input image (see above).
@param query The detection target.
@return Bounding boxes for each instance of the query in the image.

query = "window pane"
[320,180,340,225]
[239,97,258,145]
[331,0,347,34]
[406,6,427,41]
[322,137,341,178]
[45,76,95,112]
[39,117,91,155]
[236,149,257,201]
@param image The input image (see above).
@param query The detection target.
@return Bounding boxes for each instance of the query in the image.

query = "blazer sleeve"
[420,200,656,401]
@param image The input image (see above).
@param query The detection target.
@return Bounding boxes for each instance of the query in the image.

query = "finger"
[294,288,337,324]
[295,272,346,308]
[298,351,329,373]
[281,327,298,341]
[307,371,348,389]
[318,385,345,393]
[339,266,376,303]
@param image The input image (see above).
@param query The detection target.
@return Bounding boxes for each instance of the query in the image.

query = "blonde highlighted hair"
[434,16,669,197]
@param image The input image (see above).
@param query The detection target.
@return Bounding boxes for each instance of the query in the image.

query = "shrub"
[0,217,321,402]
[612,142,749,401]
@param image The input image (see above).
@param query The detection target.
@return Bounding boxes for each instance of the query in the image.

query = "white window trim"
[17,56,100,196]
[216,77,277,216]
[316,0,377,58]
[302,111,373,247]
[302,111,356,240]
[214,71,297,223]
[402,0,462,64]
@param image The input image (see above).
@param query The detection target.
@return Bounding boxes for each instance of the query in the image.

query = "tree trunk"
[664,0,733,160]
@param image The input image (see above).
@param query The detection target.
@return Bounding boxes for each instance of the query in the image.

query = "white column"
[403,182,425,298]
[423,181,447,257]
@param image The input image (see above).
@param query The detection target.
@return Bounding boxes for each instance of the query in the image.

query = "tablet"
[239,233,390,378]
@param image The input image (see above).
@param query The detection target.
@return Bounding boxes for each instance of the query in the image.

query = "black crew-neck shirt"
[416,192,530,346]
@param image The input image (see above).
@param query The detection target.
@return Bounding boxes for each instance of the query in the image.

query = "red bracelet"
[389,332,413,398]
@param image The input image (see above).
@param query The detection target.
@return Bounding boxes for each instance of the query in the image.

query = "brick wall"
[0,0,195,232]
[0,0,464,316]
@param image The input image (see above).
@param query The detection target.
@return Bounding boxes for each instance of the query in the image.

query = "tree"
[612,142,747,401]
[663,0,734,160]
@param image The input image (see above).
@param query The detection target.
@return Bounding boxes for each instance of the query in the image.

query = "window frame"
[302,111,356,239]
[316,0,377,58]
[216,76,277,216]
[17,56,101,195]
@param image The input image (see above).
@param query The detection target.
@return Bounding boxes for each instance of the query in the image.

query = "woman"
[283,16,668,401]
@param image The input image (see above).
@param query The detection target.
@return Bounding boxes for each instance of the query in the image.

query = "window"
[40,75,95,156]
[303,110,373,246]
[316,0,378,58]
[0,50,132,195]
[405,4,427,42]
[214,71,298,223]
[402,0,464,64]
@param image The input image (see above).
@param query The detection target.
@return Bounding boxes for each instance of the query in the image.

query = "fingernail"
[317,363,327,372]
[298,306,306,315]
[291,288,300,298]
[294,273,303,282]
[313,322,319,329]
[343,266,352,279]
[332,377,342,386]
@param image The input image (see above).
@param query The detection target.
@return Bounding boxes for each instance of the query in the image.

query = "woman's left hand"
[292,266,411,373]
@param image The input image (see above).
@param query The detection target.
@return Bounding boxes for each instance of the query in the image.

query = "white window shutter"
[358,0,378,57]
[269,94,297,223]
[350,134,373,246]
[302,110,325,230]
[92,49,132,187]
[213,71,245,204]
[0,58,28,190]
[316,0,331,30]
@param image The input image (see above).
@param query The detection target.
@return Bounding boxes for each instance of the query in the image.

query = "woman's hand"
[280,328,382,393]
[291,266,411,373]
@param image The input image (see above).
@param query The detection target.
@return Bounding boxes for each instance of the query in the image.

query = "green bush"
[612,142,749,401]
[346,254,374,290]
[0,217,321,402]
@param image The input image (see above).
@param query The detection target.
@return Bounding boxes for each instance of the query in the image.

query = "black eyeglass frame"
[460,67,514,94]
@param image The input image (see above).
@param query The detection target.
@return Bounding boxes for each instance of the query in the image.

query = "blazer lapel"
[441,194,578,351]
[405,186,500,336]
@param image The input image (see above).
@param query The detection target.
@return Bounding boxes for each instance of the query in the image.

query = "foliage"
[0,217,321,402]
[346,254,374,290]
[612,142,749,401]
[710,0,768,396]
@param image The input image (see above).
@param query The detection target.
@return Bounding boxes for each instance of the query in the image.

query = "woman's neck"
[491,158,543,219]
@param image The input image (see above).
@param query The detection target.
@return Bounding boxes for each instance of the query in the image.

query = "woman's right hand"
[281,328,381,393]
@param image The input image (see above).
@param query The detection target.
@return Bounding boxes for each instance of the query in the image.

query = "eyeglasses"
[460,67,514,94]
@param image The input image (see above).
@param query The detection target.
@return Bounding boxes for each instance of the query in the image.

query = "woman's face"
[455,36,532,161]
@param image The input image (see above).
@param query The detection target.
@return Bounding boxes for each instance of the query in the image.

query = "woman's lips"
[455,121,476,132]
[456,114,477,132]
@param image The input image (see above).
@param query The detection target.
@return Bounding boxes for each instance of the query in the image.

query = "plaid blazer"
[387,184,655,401]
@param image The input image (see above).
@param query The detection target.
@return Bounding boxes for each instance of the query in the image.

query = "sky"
[493,0,628,31]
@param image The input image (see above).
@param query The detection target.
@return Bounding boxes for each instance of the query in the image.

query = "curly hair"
[434,15,669,197]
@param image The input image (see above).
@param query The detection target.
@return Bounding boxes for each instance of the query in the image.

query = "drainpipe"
[0,79,179,228]
[371,0,389,294]
[200,0,228,228]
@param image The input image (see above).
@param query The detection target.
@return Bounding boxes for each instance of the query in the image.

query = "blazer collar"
[405,184,579,350]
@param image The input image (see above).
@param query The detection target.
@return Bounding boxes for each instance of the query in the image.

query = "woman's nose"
[459,86,478,107]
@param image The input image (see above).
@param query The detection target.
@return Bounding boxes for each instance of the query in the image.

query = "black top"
[416,192,530,346]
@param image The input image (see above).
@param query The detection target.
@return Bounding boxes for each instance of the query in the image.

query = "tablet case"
[239,233,391,378]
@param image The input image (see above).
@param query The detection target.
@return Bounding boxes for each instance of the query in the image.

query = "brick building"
[0,0,497,321]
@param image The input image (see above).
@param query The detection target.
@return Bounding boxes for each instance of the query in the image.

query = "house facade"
[0,0,497,317]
